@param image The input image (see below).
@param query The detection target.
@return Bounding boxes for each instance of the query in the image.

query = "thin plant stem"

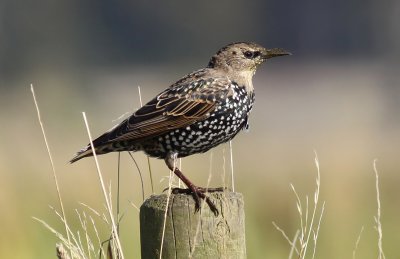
[178,158,182,188]
[312,201,325,259]
[301,152,321,258]
[352,226,364,259]
[128,152,145,201]
[159,156,176,259]
[147,157,154,194]
[222,147,226,189]
[82,112,124,259]
[373,159,385,259]
[31,84,71,254]
[229,141,235,192]
[275,152,325,259]
[190,151,214,258]
[289,230,300,259]
[272,222,300,256]
[117,152,121,235]
[138,85,154,194]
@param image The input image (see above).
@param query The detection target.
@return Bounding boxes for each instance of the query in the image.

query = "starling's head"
[207,42,291,73]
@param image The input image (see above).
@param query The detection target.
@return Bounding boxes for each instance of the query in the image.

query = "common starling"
[70,42,290,214]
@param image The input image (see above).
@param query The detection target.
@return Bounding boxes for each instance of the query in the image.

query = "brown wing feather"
[91,74,232,147]
[113,97,215,142]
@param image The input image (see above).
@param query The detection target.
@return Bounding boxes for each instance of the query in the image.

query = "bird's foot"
[171,186,227,216]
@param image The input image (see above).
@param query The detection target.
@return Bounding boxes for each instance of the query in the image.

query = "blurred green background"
[1,0,400,258]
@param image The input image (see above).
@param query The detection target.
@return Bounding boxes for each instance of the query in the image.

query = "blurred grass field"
[1,60,400,258]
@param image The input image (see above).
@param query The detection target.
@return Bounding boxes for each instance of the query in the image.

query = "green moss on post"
[140,191,246,259]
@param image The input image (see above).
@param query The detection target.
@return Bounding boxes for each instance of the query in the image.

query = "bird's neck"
[207,66,255,94]
[229,70,255,93]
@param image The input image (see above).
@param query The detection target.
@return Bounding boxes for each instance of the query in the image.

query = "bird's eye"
[244,51,254,59]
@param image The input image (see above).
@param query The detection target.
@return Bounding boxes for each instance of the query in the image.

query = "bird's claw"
[169,186,226,216]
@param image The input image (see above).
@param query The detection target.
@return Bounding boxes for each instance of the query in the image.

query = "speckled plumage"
[71,42,290,214]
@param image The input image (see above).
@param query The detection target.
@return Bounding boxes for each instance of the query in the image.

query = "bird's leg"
[165,154,221,215]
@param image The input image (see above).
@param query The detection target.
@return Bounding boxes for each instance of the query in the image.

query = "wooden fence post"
[140,191,246,259]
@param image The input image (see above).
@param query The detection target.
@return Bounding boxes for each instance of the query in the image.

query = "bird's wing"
[92,76,233,145]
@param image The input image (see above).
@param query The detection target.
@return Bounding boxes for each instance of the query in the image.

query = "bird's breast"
[142,83,255,158]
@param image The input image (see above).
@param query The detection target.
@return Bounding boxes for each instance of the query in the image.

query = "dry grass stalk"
[272,222,300,256]
[352,226,364,259]
[159,156,176,259]
[189,151,215,258]
[373,159,385,259]
[30,84,72,254]
[128,152,145,201]
[229,141,235,192]
[178,158,183,188]
[289,230,300,259]
[82,112,124,259]
[222,146,227,189]
[35,199,119,258]
[273,152,325,259]
[138,85,155,194]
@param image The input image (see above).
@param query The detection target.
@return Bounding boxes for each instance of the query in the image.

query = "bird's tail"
[69,145,93,163]
[69,140,136,163]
